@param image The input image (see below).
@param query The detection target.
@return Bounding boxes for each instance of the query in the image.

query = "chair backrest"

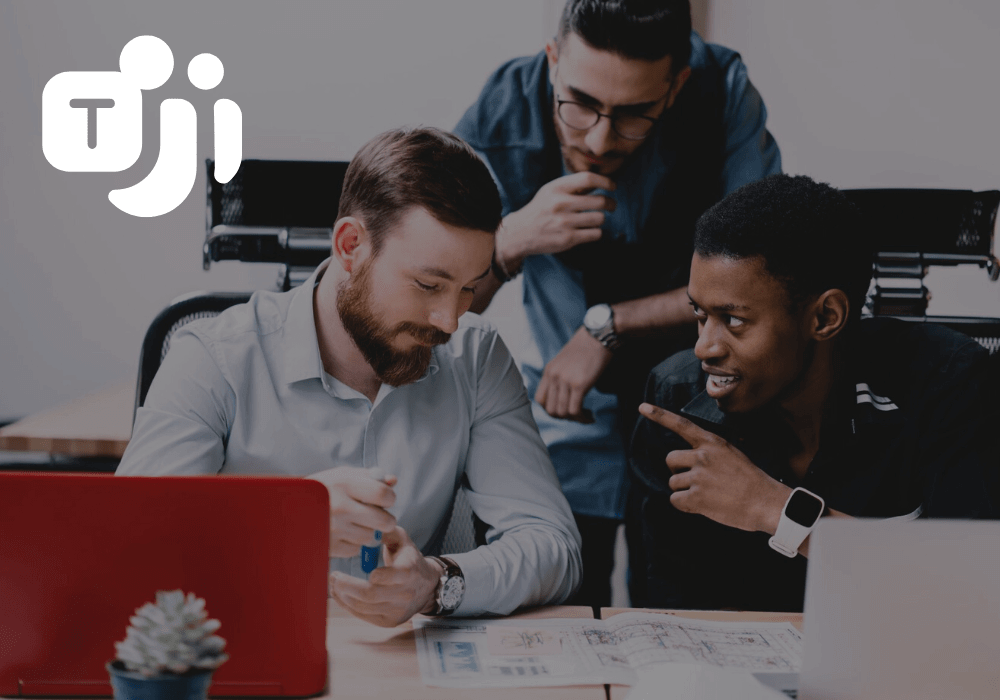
[843,188,1000,317]
[134,291,484,553]
[204,159,348,290]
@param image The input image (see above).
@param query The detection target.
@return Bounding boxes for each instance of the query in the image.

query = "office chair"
[203,159,348,290]
[134,290,483,554]
[844,188,1000,355]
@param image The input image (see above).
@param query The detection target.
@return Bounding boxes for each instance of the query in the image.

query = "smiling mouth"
[705,372,741,398]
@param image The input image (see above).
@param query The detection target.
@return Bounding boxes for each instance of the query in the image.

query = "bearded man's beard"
[336,259,451,386]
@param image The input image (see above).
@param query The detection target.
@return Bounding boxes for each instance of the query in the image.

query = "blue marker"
[360,529,382,576]
[360,469,389,577]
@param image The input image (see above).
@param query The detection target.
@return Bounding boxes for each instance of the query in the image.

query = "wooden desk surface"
[0,381,133,457]
[323,601,605,700]
[601,607,803,700]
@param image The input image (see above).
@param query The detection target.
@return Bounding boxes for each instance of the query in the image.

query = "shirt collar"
[680,388,727,425]
[277,260,329,386]
[276,259,441,388]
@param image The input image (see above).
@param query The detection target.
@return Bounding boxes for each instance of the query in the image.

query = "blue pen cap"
[360,530,382,573]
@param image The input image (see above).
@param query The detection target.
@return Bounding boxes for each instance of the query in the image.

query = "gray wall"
[0,0,557,419]
[2,0,999,420]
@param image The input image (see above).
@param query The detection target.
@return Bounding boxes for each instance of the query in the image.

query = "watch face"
[440,576,465,610]
[785,489,824,526]
[584,304,612,331]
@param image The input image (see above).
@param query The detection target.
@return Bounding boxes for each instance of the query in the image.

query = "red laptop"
[0,472,330,697]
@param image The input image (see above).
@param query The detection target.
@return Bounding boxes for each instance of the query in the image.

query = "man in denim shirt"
[454,0,780,606]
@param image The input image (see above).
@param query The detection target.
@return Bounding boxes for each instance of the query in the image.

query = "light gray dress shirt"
[117,262,582,616]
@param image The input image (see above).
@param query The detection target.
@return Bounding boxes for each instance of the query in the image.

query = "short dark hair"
[337,127,502,254]
[557,0,692,66]
[694,174,873,322]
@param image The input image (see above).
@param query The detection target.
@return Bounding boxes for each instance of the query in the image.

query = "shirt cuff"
[445,549,496,617]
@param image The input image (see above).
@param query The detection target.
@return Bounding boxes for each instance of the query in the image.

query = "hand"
[535,327,613,423]
[638,403,791,534]
[329,526,442,627]
[307,467,398,558]
[498,171,616,270]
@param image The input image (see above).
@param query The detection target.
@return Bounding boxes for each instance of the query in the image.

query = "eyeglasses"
[555,95,663,141]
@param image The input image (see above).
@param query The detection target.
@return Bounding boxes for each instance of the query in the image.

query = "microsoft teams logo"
[42,36,242,218]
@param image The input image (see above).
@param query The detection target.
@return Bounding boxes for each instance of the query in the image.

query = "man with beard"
[117,127,582,627]
[454,0,780,607]
[631,174,998,612]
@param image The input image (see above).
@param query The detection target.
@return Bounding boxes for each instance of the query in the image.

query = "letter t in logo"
[68,99,115,149]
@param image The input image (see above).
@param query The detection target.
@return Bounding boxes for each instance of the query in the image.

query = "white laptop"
[798,518,1000,700]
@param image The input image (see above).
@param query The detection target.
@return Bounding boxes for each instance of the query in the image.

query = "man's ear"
[545,38,559,84]
[332,216,365,273]
[810,289,850,341]
[665,65,692,109]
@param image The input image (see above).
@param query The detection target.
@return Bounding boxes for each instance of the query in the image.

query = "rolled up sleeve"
[448,332,582,615]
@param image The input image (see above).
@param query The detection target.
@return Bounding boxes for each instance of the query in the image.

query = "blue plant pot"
[106,662,215,700]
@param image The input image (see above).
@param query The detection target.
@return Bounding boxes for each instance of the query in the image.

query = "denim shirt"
[455,33,781,518]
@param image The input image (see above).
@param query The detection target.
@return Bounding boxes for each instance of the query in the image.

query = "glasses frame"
[554,96,665,141]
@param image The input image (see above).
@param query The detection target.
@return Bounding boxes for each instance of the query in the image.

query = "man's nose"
[584,116,616,156]
[694,319,726,362]
[428,298,461,335]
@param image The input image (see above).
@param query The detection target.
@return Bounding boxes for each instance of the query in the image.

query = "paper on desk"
[486,624,563,655]
[413,613,802,689]
[626,663,790,700]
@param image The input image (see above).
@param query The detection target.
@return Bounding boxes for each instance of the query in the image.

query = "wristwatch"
[768,487,826,558]
[583,303,621,351]
[428,556,465,615]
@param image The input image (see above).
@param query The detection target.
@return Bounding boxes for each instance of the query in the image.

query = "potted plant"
[106,590,229,700]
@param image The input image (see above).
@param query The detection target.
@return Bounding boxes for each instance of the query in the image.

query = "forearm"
[612,286,694,337]
[448,524,582,615]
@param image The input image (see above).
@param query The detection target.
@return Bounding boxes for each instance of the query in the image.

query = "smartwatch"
[768,487,825,558]
[583,303,621,351]
[428,556,465,615]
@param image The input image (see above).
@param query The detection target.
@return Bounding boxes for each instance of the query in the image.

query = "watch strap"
[491,249,519,283]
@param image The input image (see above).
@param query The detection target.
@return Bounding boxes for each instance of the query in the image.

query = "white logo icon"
[42,36,242,218]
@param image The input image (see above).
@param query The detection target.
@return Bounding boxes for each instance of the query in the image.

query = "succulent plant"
[114,590,229,677]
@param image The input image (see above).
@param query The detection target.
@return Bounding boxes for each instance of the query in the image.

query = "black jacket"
[629,318,999,612]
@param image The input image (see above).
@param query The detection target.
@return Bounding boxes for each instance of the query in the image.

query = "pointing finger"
[638,403,717,448]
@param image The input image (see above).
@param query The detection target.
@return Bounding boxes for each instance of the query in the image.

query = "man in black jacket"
[630,174,998,612]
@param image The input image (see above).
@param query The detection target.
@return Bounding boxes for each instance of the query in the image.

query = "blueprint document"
[413,612,803,688]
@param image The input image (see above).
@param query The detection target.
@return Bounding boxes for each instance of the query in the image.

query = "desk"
[323,601,605,700]
[0,604,798,700]
[601,608,803,700]
[0,381,133,457]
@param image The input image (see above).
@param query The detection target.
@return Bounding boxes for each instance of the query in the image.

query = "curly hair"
[694,174,873,321]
